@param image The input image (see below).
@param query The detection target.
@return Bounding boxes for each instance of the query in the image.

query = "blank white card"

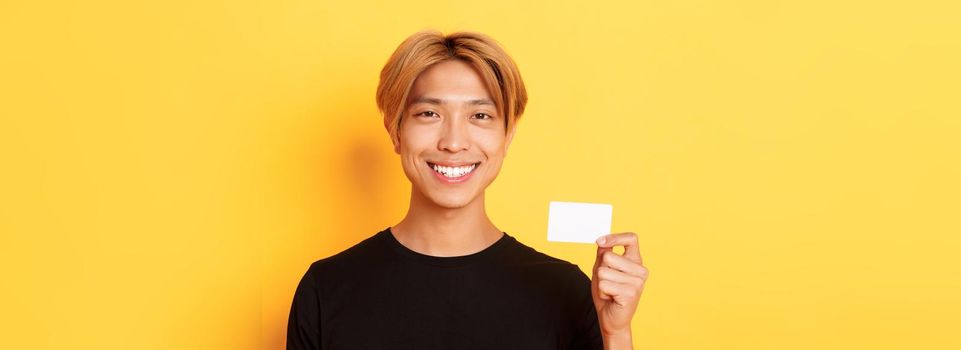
[546,201,613,244]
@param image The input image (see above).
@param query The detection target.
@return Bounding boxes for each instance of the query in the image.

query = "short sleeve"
[568,266,604,350]
[287,264,322,350]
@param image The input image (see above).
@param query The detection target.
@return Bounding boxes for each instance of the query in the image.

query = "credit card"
[546,201,613,244]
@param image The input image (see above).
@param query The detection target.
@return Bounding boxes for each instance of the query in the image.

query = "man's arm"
[287,265,322,350]
[592,232,649,350]
[602,330,633,350]
[568,267,606,349]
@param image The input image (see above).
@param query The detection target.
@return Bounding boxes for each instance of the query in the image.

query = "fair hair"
[376,30,528,144]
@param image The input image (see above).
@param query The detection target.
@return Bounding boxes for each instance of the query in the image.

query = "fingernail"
[596,235,606,245]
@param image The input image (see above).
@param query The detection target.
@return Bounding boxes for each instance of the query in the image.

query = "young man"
[287,30,648,350]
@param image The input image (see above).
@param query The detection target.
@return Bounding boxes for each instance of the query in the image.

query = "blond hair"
[376,30,528,143]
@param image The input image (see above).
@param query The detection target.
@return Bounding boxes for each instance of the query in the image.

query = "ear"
[505,125,516,151]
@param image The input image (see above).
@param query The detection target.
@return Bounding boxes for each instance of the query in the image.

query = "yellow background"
[1,0,959,349]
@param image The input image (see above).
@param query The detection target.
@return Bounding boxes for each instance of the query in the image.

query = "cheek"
[400,123,436,146]
[477,134,508,157]
[398,126,427,151]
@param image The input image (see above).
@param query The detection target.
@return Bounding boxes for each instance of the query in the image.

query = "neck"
[391,186,503,257]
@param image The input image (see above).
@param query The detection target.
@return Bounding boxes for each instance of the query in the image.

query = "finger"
[599,250,648,279]
[597,232,643,264]
[597,280,641,307]
[593,244,612,271]
[596,265,646,287]
[592,245,613,302]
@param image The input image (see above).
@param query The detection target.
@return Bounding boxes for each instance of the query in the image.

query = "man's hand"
[591,232,648,349]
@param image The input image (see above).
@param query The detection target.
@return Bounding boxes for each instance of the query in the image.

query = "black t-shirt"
[287,227,604,350]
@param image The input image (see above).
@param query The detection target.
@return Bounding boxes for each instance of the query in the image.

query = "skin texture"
[390,59,512,257]
[388,59,647,349]
[594,232,649,349]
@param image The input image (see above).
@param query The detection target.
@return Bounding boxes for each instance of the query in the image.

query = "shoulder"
[501,234,589,285]
[504,235,581,267]
[303,228,392,279]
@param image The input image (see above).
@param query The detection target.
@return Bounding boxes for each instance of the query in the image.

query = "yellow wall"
[2,0,959,349]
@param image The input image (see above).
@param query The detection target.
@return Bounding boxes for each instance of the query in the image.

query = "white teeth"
[430,163,477,178]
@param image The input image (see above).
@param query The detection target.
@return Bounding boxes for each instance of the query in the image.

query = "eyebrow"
[411,96,495,106]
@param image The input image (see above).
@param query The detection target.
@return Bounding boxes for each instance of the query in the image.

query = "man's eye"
[417,111,439,118]
[473,113,492,120]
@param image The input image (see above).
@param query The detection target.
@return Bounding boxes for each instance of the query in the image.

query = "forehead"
[408,60,492,104]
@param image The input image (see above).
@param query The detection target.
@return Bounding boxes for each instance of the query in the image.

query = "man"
[287,30,648,349]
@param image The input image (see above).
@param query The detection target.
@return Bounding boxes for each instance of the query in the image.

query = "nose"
[438,114,470,153]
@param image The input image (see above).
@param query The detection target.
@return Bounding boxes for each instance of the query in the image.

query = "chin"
[426,192,476,209]
[404,165,492,209]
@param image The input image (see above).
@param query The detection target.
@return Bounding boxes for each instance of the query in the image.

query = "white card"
[547,201,613,244]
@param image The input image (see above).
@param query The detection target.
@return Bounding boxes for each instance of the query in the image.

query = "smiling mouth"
[426,161,481,178]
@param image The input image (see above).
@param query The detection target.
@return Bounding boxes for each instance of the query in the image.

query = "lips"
[426,161,480,183]
[427,161,480,167]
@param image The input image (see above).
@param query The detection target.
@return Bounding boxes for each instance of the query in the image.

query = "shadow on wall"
[263,91,408,349]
